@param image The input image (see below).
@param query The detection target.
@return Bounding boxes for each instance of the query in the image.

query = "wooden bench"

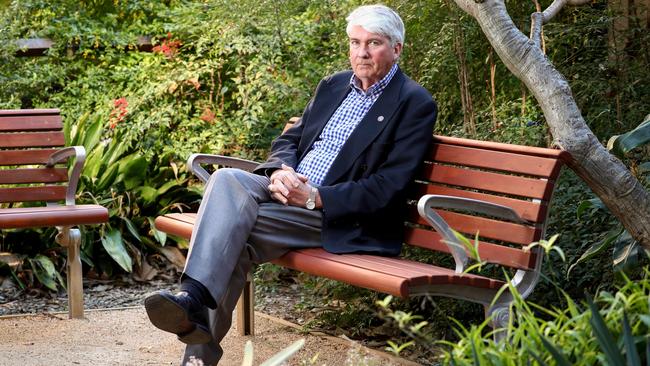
[154,120,568,336]
[0,109,109,318]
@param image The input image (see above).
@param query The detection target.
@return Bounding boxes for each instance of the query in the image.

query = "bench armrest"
[46,146,86,206]
[416,194,527,273]
[187,154,259,183]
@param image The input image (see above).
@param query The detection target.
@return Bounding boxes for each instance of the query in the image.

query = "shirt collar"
[350,63,398,97]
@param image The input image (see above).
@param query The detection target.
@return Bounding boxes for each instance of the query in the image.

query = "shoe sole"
[144,293,212,344]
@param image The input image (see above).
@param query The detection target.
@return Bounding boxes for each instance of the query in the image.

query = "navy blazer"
[255,67,437,256]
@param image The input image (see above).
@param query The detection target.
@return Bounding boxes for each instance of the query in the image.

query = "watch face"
[306,201,316,210]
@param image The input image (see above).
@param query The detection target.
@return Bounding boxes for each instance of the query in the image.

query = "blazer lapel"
[322,70,405,186]
[299,78,352,161]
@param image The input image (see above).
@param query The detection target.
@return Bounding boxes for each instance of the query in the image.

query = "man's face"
[348,25,402,91]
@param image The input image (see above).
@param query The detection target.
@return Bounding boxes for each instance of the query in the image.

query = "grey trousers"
[181,168,323,365]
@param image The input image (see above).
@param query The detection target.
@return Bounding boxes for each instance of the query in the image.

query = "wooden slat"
[0,168,68,184]
[421,163,554,200]
[411,208,541,245]
[429,143,560,177]
[0,149,60,165]
[433,135,570,161]
[273,249,411,297]
[410,183,547,223]
[0,186,67,203]
[0,109,60,116]
[0,204,109,229]
[0,131,65,148]
[0,115,62,131]
[404,228,537,270]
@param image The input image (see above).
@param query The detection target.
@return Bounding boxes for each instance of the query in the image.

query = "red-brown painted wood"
[404,227,537,270]
[0,205,109,229]
[0,132,65,148]
[410,183,548,223]
[0,186,67,203]
[0,168,68,184]
[421,163,554,200]
[429,143,560,177]
[411,208,541,244]
[0,115,62,131]
[0,149,60,165]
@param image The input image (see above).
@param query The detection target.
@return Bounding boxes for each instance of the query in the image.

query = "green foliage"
[608,114,650,159]
[434,272,650,365]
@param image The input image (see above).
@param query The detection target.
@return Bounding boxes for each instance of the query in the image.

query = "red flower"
[109,97,128,129]
[153,33,182,60]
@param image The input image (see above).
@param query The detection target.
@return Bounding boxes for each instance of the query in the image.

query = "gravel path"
[0,308,410,365]
[0,277,418,365]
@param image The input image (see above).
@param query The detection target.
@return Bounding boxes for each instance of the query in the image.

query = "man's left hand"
[268,165,320,208]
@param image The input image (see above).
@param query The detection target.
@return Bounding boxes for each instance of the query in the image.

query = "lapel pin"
[377,116,384,122]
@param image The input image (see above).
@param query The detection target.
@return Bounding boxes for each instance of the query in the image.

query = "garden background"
[1,0,649,364]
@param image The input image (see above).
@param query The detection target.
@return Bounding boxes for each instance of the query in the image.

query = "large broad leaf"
[137,186,159,205]
[29,255,65,291]
[587,295,626,366]
[95,162,120,192]
[607,114,650,158]
[576,197,607,219]
[568,228,623,276]
[613,230,639,270]
[101,228,133,272]
[147,217,167,245]
[119,154,148,190]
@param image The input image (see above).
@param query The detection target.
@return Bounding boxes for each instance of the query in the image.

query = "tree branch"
[542,0,591,24]
[452,0,479,17]
[530,12,543,49]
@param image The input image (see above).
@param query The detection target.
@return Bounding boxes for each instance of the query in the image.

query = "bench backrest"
[0,109,69,204]
[404,135,568,271]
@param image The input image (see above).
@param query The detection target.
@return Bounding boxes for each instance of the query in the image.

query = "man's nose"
[357,46,370,58]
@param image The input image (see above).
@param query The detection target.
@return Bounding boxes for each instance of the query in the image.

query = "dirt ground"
[0,307,418,366]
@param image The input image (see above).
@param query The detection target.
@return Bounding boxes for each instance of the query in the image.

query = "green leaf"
[242,340,254,366]
[539,336,572,366]
[622,314,642,366]
[136,186,159,205]
[613,231,639,269]
[607,115,650,158]
[576,198,606,219]
[259,339,305,366]
[101,228,133,272]
[30,255,64,291]
[148,217,167,245]
[95,163,120,192]
[81,115,103,152]
[122,217,142,243]
[120,155,148,190]
[587,295,626,366]
[568,228,623,276]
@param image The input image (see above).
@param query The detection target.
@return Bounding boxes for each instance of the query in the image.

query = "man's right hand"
[268,164,308,204]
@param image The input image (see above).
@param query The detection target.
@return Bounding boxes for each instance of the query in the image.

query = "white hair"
[345,5,405,46]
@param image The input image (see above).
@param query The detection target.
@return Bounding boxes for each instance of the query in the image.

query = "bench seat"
[155,213,505,299]
[0,205,108,229]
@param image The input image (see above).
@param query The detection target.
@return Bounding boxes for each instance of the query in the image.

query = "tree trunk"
[452,0,650,249]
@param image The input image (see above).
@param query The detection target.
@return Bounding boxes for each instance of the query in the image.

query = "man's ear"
[393,43,403,60]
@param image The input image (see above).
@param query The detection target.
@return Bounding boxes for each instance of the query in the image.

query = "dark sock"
[181,276,217,309]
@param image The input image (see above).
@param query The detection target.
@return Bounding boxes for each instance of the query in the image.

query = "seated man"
[144,4,437,365]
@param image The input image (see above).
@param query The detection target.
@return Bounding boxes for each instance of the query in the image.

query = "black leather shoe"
[144,290,212,344]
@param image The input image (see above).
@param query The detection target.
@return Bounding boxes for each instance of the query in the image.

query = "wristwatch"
[305,186,317,210]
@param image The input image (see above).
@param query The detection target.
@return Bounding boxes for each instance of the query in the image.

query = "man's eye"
[350,40,360,47]
[369,40,381,47]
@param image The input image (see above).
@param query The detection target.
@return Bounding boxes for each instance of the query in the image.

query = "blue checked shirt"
[296,64,398,186]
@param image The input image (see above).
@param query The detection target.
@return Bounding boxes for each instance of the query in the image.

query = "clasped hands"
[268,164,318,208]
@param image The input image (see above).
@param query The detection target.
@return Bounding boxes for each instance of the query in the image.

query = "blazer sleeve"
[318,90,437,221]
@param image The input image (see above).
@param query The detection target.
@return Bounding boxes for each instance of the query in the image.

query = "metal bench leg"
[56,227,84,319]
[485,304,510,342]
[236,271,255,336]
